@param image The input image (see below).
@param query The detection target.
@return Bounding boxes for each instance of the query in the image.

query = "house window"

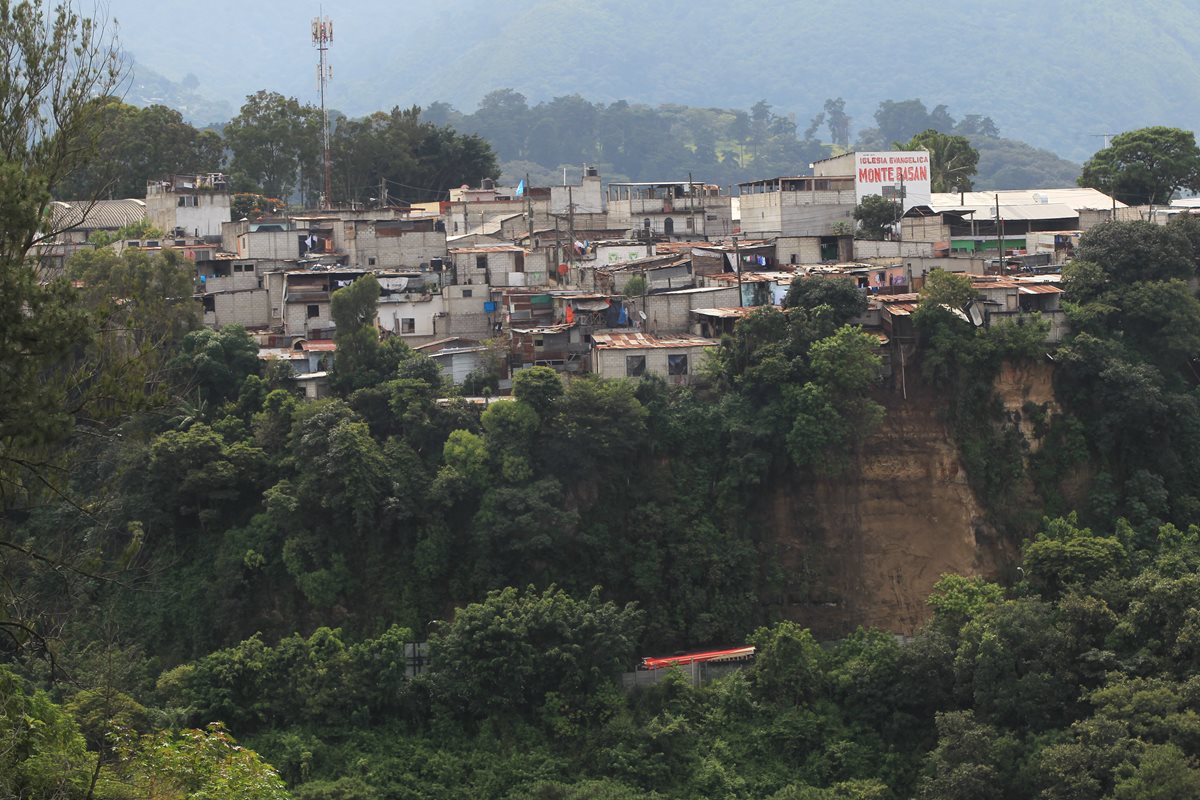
[401,318,415,333]
[307,304,320,318]
[668,354,689,375]
[476,254,488,271]
[462,289,473,298]
[626,355,646,377]
[367,257,377,266]
[686,216,694,230]
[202,296,215,313]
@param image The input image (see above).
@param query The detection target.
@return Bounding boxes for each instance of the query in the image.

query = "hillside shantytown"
[14,0,1200,796]
[38,152,1160,400]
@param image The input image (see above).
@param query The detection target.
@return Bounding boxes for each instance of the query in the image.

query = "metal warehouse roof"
[930,188,1125,213]
[591,332,719,350]
[49,199,147,231]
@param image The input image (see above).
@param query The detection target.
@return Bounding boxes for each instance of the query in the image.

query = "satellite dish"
[638,311,647,320]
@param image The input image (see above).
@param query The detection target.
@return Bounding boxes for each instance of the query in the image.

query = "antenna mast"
[312,14,334,209]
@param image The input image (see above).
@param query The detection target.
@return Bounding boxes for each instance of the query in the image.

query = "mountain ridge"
[104,0,1200,162]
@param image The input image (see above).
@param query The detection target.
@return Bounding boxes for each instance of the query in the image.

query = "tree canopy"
[897,129,980,192]
[1079,126,1200,206]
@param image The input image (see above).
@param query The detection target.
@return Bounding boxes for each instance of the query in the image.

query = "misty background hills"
[110,0,1200,165]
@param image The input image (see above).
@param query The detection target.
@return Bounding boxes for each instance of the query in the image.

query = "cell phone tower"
[312,14,333,209]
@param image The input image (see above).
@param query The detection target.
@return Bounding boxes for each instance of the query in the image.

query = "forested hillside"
[431,92,1080,191]
[64,90,1078,208]
[9,218,1200,796]
[106,0,1200,161]
[10,3,1200,797]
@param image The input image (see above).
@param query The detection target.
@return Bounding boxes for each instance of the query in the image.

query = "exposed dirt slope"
[767,372,1023,638]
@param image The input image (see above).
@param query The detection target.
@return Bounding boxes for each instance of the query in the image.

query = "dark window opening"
[668,354,689,375]
[626,355,646,377]
[307,304,320,318]
[401,318,415,333]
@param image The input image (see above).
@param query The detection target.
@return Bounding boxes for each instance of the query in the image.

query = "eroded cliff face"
[995,360,1059,450]
[766,363,1053,638]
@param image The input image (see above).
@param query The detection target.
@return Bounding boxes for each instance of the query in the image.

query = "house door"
[663,217,674,235]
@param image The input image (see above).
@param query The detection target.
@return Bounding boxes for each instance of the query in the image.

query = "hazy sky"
[93,0,1200,162]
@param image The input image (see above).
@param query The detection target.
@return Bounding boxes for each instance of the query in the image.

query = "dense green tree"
[1079,126,1200,206]
[1111,744,1200,800]
[66,246,202,409]
[332,105,499,205]
[897,129,980,192]
[784,277,868,325]
[853,194,898,240]
[512,366,564,416]
[106,723,289,799]
[0,667,94,799]
[55,99,224,199]
[920,270,976,311]
[926,575,1004,636]
[1022,514,1126,596]
[873,99,947,146]
[171,325,260,408]
[330,274,383,394]
[1074,220,1195,287]
[917,711,1013,800]
[0,0,122,508]
[225,90,323,202]
[427,585,644,721]
[824,97,851,147]
[748,621,826,706]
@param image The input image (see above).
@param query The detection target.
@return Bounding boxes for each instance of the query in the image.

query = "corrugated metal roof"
[597,254,685,272]
[512,322,574,335]
[257,348,306,361]
[449,244,526,254]
[1018,284,1064,295]
[414,337,482,352]
[657,286,734,295]
[300,339,337,351]
[692,239,773,252]
[49,199,147,231]
[592,332,719,350]
[691,307,755,318]
[706,271,799,283]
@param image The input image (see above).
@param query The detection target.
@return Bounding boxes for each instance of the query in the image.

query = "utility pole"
[995,193,1003,273]
[567,185,576,283]
[312,14,334,210]
[525,171,534,252]
[379,176,388,209]
[733,236,743,307]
